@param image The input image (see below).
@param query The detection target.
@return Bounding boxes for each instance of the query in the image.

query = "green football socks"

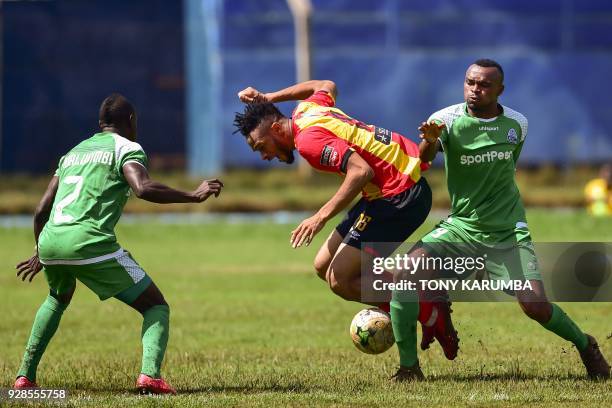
[17,295,170,381]
[390,289,419,368]
[17,295,68,381]
[140,305,170,378]
[541,303,589,351]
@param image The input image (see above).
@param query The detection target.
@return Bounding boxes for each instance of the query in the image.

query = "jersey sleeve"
[296,128,353,174]
[512,115,528,164]
[503,106,528,165]
[303,90,335,107]
[115,140,148,175]
[54,156,65,177]
[427,104,465,149]
[293,90,336,123]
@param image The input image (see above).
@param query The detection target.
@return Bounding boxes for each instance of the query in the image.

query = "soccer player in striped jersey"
[234,80,458,363]
[390,59,610,381]
[14,94,224,394]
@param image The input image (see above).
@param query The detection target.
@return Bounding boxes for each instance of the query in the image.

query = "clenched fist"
[238,87,268,104]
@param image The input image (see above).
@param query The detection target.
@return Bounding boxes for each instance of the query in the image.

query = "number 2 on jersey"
[53,176,84,224]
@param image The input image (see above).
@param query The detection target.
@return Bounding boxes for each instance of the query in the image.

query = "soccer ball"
[349,308,395,354]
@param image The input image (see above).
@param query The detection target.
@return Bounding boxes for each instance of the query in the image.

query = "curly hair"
[233,103,285,137]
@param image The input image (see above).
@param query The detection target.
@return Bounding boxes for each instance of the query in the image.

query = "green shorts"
[420,217,542,282]
[43,251,152,303]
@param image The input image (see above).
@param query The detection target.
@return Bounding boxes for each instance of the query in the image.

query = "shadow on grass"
[74,383,310,395]
[428,372,590,382]
[178,383,310,395]
[50,372,603,395]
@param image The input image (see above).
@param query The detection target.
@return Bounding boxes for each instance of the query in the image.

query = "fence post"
[184,0,223,177]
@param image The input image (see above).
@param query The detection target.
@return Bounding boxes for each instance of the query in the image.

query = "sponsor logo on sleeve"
[507,128,518,144]
[320,145,339,167]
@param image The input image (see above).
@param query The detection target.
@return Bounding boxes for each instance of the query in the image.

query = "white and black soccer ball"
[349,307,395,354]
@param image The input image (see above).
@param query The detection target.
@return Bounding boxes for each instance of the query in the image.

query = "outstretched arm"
[123,162,223,204]
[16,176,58,282]
[290,152,374,248]
[238,80,337,104]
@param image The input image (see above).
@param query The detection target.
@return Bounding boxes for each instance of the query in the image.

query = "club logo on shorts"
[320,145,339,167]
[507,128,518,144]
[374,127,392,145]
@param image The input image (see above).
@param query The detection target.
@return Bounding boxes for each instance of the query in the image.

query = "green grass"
[0,210,611,407]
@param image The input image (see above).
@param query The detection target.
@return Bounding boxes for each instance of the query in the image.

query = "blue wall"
[2,0,612,172]
[1,0,184,172]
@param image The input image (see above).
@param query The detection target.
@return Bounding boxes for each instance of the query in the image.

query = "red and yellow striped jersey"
[292,91,428,200]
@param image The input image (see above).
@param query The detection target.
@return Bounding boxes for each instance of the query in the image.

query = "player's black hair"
[473,58,504,83]
[233,103,285,137]
[99,93,135,127]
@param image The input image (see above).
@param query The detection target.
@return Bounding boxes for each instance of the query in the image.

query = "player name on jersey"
[61,151,113,169]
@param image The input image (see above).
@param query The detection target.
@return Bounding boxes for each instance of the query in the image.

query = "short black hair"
[99,93,135,127]
[233,103,285,137]
[473,58,504,83]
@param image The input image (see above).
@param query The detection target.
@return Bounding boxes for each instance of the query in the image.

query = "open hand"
[418,121,446,143]
[16,254,43,282]
[238,87,268,103]
[290,214,326,248]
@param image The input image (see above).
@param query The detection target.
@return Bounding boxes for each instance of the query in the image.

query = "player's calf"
[116,281,172,391]
[328,271,361,301]
[519,288,608,379]
[325,243,364,301]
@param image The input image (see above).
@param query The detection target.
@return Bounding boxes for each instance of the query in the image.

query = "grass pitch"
[0,209,611,407]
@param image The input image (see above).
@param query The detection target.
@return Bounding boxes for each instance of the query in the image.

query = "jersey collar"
[464,103,504,122]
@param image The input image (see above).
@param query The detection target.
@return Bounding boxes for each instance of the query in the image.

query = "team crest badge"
[374,127,392,145]
[507,128,518,144]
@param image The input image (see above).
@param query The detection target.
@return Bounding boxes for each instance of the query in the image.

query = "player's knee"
[313,255,331,281]
[313,259,328,281]
[519,301,551,323]
[129,283,168,314]
[150,291,169,309]
[50,286,75,306]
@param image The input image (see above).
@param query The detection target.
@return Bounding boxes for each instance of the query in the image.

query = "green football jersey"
[429,103,528,233]
[38,132,147,264]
